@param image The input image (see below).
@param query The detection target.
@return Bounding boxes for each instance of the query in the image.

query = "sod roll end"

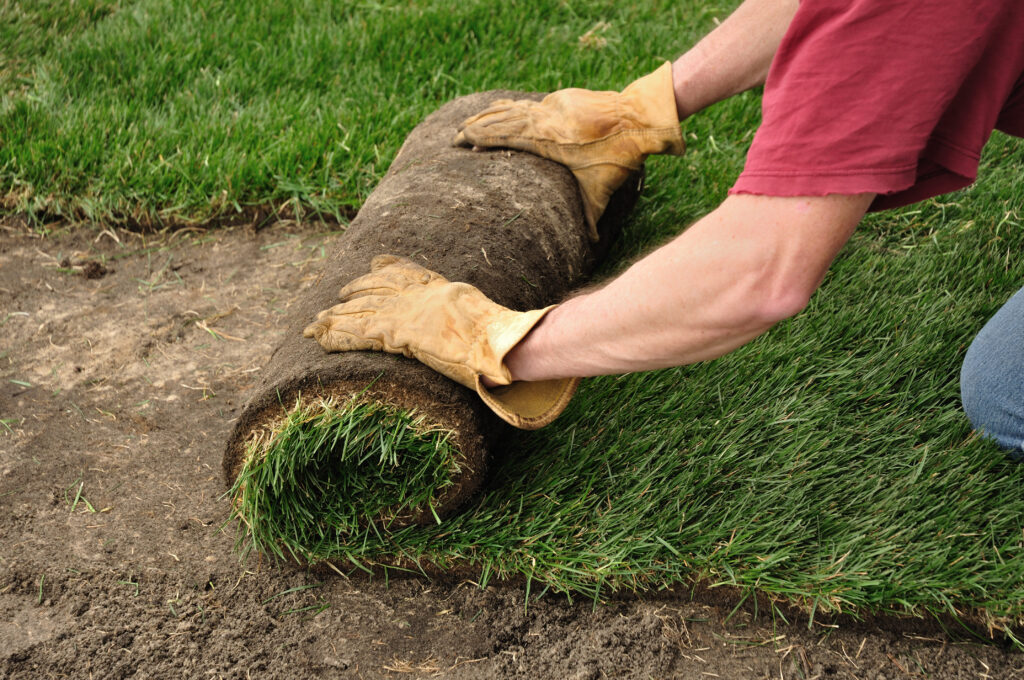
[224,91,641,557]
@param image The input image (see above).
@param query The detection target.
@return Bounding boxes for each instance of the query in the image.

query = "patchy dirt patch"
[1,222,1022,678]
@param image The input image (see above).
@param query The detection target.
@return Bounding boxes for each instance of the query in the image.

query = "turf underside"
[4,0,1024,633]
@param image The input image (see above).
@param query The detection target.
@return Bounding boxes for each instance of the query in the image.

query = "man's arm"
[304,193,875,423]
[503,193,875,381]
[673,0,799,120]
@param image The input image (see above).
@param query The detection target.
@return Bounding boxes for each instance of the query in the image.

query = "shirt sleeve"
[730,0,1024,211]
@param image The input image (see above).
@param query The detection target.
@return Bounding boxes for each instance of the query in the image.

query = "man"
[305,0,1024,456]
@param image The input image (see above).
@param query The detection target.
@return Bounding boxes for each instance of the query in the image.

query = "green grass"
[5,0,1024,636]
[1,0,723,225]
[231,397,462,563]
[0,0,125,94]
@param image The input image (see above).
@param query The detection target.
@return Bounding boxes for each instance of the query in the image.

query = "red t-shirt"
[730,0,1024,211]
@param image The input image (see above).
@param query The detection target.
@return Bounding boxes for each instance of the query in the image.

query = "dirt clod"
[81,260,108,279]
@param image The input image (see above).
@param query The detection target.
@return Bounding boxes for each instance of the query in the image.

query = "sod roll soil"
[224,91,640,555]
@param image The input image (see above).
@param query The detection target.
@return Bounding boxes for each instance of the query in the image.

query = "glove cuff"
[476,375,581,430]
[620,61,685,157]
[474,305,580,430]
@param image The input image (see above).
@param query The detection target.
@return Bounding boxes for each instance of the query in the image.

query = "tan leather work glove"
[454,62,684,241]
[303,255,578,430]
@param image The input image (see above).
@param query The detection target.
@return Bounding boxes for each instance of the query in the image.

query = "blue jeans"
[960,285,1024,458]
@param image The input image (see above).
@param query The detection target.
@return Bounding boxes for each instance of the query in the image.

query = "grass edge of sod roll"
[229,396,462,564]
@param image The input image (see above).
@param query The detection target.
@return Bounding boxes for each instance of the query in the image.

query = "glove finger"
[336,273,403,301]
[337,257,443,300]
[369,253,413,270]
[456,105,539,140]
[456,99,521,130]
[315,295,386,320]
[370,254,446,282]
[303,319,385,353]
[454,101,539,148]
[460,106,533,133]
[457,118,542,156]
[455,126,516,148]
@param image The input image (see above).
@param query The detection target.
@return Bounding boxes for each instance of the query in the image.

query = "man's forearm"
[503,194,874,382]
[673,0,799,120]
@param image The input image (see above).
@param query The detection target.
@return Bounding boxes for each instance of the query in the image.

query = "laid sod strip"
[1,0,728,226]
[0,0,125,95]
[230,398,461,563]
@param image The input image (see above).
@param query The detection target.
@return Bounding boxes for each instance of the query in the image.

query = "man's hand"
[304,255,579,429]
[454,62,684,241]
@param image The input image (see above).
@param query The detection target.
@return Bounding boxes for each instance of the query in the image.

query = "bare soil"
[2,221,1022,679]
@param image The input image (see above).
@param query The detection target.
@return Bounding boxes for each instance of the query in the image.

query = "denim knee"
[960,286,1024,459]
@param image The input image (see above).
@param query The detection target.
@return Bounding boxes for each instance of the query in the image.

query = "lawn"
[4,0,1024,635]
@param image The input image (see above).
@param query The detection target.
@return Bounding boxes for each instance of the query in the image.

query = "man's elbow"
[753,279,815,327]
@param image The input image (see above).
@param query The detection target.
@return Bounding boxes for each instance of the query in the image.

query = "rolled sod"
[224,91,640,559]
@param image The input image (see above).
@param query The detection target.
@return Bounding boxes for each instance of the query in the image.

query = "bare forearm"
[504,194,874,381]
[514,269,772,379]
[673,0,799,120]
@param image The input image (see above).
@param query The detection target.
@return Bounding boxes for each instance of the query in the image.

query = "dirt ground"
[2,220,1022,679]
